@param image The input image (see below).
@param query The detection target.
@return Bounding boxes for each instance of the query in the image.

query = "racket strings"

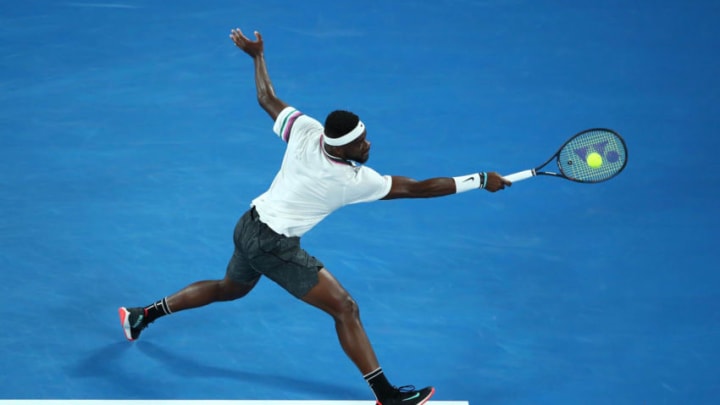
[557,129,627,182]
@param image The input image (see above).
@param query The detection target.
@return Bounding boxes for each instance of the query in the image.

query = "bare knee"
[330,293,360,322]
[302,268,361,321]
[218,278,255,301]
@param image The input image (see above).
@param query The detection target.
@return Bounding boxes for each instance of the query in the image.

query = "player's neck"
[323,143,352,165]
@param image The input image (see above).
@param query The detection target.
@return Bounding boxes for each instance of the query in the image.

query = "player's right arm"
[382,173,509,200]
[230,28,288,121]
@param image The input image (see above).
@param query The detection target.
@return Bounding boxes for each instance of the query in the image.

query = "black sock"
[364,367,394,400]
[144,297,172,322]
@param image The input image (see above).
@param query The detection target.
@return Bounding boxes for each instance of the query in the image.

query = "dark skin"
[230,29,510,197]
[162,28,510,378]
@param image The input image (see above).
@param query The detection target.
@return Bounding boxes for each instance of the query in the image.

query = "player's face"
[345,132,371,163]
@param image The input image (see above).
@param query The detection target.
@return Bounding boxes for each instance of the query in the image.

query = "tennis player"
[119,27,510,405]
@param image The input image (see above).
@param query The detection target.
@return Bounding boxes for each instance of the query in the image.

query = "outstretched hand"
[230,28,264,58]
[484,172,512,192]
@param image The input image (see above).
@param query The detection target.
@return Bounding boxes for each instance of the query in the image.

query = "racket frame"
[505,128,628,184]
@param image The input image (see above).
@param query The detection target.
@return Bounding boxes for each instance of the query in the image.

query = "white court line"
[0,401,469,405]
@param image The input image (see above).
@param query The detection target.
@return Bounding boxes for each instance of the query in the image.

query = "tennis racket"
[503,128,628,183]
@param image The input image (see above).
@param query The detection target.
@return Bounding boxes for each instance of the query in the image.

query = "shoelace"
[140,317,155,331]
[389,385,419,398]
[132,311,154,331]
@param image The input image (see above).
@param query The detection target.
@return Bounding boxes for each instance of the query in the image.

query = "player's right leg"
[236,212,435,403]
[300,268,379,373]
[300,269,435,405]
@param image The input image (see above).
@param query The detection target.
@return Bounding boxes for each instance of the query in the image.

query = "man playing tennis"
[119,27,510,405]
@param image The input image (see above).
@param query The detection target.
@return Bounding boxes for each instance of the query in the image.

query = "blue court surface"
[1,1,719,404]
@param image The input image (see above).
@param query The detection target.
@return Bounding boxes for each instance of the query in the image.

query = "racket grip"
[503,169,535,182]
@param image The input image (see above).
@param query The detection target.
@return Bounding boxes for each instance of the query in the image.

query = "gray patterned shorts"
[226,207,323,299]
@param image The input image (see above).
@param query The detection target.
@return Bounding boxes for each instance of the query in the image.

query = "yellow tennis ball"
[587,152,603,168]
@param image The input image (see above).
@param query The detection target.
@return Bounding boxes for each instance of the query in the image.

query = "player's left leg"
[118,275,258,341]
[119,209,262,341]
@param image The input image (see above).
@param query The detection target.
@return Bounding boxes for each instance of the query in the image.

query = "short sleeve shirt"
[251,107,392,237]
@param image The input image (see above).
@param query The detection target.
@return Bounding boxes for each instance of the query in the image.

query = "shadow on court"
[69,341,365,399]
[69,342,160,398]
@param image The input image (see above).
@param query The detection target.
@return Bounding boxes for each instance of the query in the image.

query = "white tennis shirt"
[251,106,392,237]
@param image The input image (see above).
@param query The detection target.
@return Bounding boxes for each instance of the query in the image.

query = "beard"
[353,152,369,164]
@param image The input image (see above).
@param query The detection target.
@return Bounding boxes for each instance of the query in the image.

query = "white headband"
[323,120,365,146]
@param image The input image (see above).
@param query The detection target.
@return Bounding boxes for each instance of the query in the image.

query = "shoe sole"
[419,388,435,405]
[118,307,135,341]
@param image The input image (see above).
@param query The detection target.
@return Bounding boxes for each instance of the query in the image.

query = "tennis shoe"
[377,385,435,405]
[118,306,150,341]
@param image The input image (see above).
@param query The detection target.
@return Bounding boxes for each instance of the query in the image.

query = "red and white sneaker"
[118,307,149,341]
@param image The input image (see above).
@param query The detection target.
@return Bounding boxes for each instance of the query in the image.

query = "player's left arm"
[381,172,510,200]
[230,28,288,121]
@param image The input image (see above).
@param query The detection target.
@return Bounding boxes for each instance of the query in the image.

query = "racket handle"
[503,169,535,182]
